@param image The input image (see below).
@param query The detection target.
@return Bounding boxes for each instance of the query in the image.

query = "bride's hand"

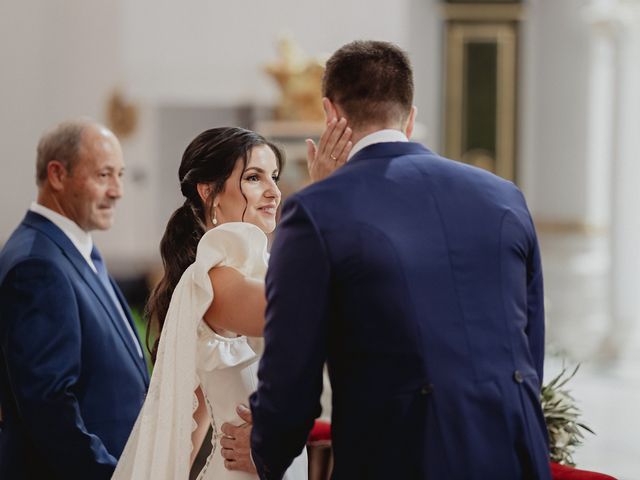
[306,117,353,183]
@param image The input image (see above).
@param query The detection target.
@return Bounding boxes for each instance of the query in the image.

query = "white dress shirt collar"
[347,129,409,161]
[30,202,96,272]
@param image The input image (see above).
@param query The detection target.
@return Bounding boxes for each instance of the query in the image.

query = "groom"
[246,40,551,479]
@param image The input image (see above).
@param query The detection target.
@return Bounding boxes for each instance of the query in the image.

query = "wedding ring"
[330,154,338,161]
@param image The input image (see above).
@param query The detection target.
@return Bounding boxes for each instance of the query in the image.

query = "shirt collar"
[348,129,409,161]
[30,202,95,270]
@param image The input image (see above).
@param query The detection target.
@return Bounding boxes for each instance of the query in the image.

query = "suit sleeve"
[512,187,545,386]
[250,197,329,479]
[526,229,545,386]
[0,258,116,478]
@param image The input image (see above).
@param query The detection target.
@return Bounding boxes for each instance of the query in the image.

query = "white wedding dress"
[113,222,307,480]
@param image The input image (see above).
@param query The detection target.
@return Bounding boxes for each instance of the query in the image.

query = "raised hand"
[306,117,353,183]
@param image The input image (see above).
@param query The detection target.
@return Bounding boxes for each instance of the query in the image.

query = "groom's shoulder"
[290,168,356,207]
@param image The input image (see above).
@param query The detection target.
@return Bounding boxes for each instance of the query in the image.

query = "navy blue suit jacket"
[0,211,149,479]
[250,143,551,479]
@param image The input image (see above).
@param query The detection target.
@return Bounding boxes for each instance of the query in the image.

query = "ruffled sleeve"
[196,321,264,371]
[191,222,268,371]
[112,222,269,480]
[195,221,269,280]
[181,222,269,322]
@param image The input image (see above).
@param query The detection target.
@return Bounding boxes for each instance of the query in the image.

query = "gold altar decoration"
[264,35,326,122]
[106,89,138,139]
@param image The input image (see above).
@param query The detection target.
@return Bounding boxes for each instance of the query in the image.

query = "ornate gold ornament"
[264,34,327,122]
[106,89,138,139]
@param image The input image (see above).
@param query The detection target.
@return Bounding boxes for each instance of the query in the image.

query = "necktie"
[91,246,144,358]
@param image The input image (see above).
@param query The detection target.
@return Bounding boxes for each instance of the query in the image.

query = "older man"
[0,119,149,479]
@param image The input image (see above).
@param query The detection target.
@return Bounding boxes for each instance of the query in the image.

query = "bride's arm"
[191,386,211,466]
[203,266,265,337]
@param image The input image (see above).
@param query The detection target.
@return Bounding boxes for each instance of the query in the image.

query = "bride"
[113,122,351,479]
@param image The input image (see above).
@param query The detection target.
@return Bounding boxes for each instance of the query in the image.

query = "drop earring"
[211,205,218,226]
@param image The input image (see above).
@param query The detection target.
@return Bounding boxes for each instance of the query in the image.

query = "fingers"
[306,138,317,176]
[307,116,352,182]
[306,139,317,170]
[220,448,237,460]
[222,449,257,473]
[316,117,351,160]
[220,441,249,461]
[219,409,255,474]
[332,129,352,166]
[224,458,256,473]
[331,140,352,168]
[236,404,253,424]
[341,141,353,163]
[221,447,238,461]
[318,118,338,156]
[220,422,237,437]
[323,118,348,157]
[220,436,234,449]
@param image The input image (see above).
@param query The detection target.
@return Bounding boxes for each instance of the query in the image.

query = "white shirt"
[30,202,96,272]
[347,129,409,161]
[29,201,143,358]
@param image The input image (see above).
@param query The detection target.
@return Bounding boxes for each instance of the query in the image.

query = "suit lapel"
[23,212,148,381]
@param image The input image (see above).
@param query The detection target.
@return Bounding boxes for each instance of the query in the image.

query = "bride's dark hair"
[145,127,284,361]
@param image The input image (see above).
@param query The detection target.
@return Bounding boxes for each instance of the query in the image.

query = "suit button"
[420,384,434,395]
[513,370,524,384]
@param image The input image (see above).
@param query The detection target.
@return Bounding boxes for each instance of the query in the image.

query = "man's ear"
[404,106,417,139]
[47,161,67,191]
[322,97,339,124]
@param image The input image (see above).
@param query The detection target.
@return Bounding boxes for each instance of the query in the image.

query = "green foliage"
[130,307,154,374]
[541,364,594,466]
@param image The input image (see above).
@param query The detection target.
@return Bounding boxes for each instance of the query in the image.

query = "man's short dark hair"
[36,120,88,186]
[322,40,414,129]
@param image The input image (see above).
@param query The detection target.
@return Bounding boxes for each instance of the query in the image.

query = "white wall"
[524,0,594,224]
[1,0,607,265]
[0,1,48,240]
[408,0,443,149]
[121,0,413,104]
[0,0,444,268]
[0,0,124,240]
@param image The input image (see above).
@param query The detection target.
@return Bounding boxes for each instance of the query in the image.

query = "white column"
[583,1,617,229]
[584,0,640,357]
[610,1,640,355]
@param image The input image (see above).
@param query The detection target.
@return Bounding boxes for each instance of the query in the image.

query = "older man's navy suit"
[0,211,149,479]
